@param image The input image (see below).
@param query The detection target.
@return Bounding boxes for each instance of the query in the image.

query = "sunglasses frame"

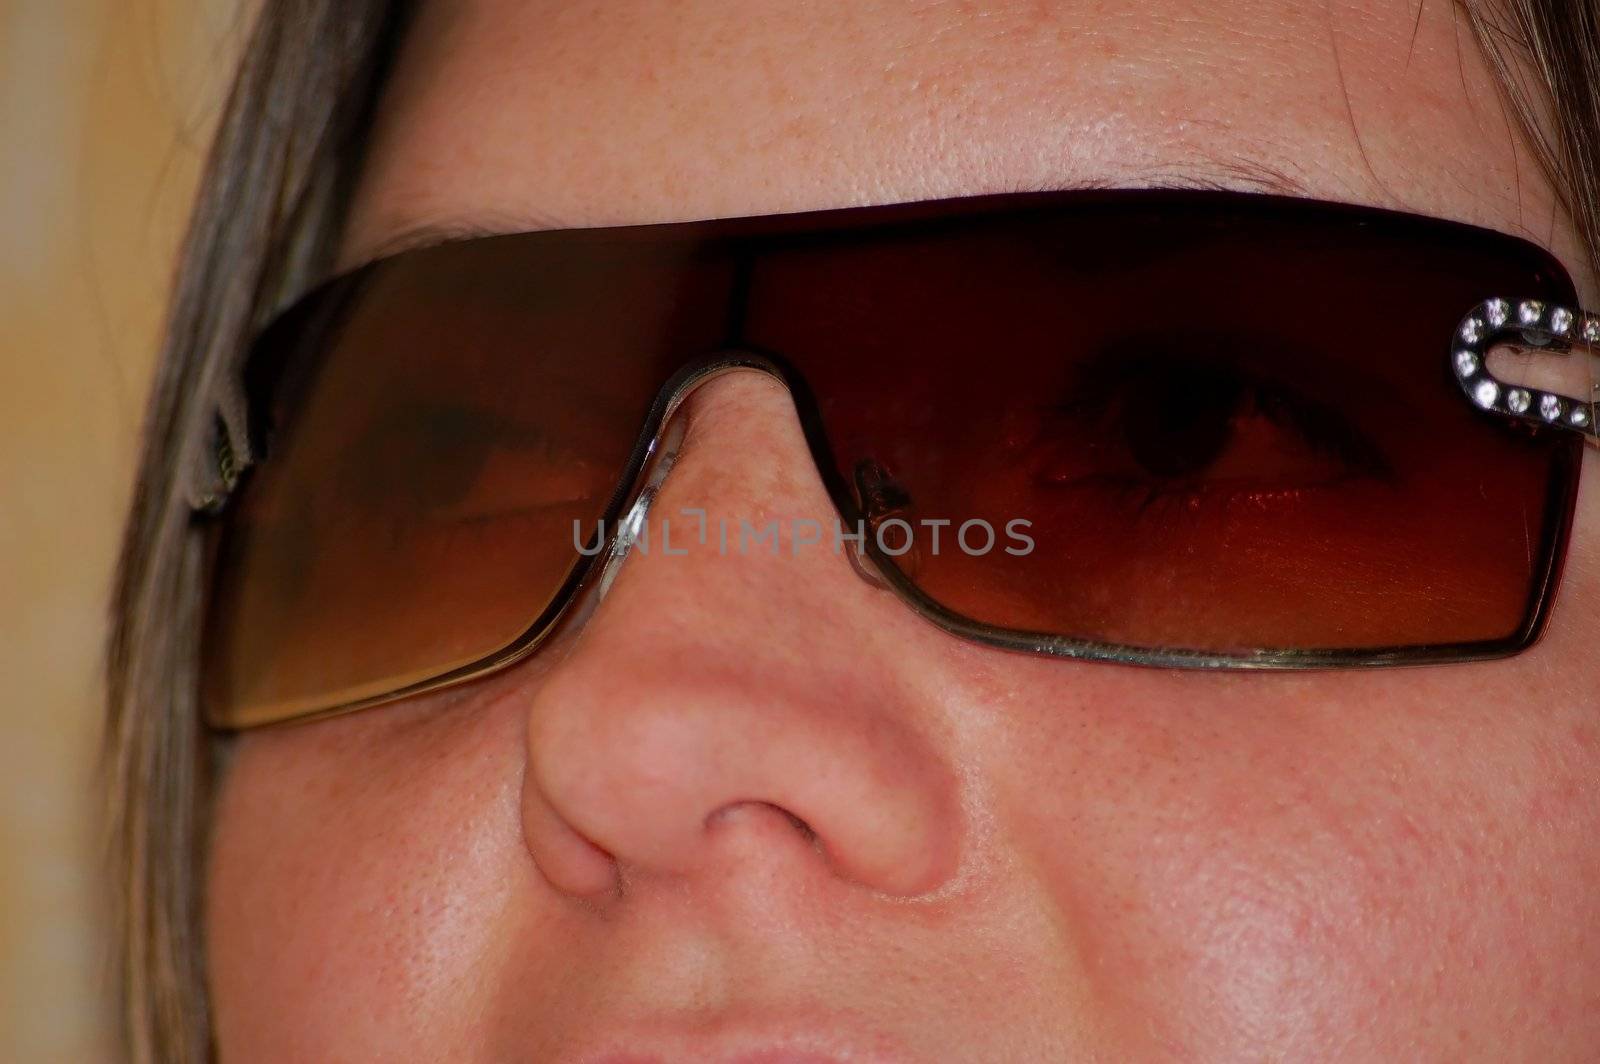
[195,190,1599,729]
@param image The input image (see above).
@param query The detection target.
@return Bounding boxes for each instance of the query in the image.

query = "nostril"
[778,806,819,845]
[705,800,820,848]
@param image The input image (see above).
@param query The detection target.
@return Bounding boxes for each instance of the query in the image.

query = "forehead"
[344,0,1576,276]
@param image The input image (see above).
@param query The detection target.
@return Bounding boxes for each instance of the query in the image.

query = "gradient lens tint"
[202,191,1583,729]
[204,237,734,725]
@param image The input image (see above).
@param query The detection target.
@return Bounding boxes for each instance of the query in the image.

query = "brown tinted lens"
[207,193,1583,729]
[746,198,1580,656]
[204,235,732,728]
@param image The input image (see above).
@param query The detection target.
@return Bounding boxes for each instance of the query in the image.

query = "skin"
[206,1,1600,1060]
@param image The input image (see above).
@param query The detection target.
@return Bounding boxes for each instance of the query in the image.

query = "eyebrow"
[355,158,1318,267]
[1156,156,1315,198]
[356,220,530,262]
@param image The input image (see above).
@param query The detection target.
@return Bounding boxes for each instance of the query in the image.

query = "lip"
[563,1010,913,1064]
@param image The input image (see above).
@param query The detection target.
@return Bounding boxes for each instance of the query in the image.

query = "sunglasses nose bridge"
[592,349,824,604]
[655,348,793,423]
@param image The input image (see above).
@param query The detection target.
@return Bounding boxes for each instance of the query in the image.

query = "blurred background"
[2,0,245,1058]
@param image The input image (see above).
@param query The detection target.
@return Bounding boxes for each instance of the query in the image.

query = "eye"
[1116,358,1240,479]
[1027,334,1393,508]
[343,402,600,526]
[349,402,499,511]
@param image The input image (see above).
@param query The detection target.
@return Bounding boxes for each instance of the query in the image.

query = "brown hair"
[104,1,1600,1059]
[105,3,413,1059]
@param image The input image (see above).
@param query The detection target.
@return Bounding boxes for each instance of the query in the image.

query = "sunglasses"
[196,189,1599,730]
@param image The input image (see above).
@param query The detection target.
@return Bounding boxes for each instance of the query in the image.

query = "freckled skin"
[207,1,1600,1060]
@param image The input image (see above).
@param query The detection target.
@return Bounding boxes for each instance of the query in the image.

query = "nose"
[518,370,965,900]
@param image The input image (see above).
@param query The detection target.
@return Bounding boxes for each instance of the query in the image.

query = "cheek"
[205,699,533,1061]
[988,664,1600,1057]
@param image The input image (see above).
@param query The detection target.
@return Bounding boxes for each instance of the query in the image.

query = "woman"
[109,0,1600,1059]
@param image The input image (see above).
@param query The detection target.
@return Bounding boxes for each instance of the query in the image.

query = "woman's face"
[206,1,1600,1059]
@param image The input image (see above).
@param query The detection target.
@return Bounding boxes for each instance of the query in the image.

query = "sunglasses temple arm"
[1452,298,1600,442]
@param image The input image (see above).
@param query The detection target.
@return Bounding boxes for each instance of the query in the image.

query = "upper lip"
[559,1008,913,1064]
